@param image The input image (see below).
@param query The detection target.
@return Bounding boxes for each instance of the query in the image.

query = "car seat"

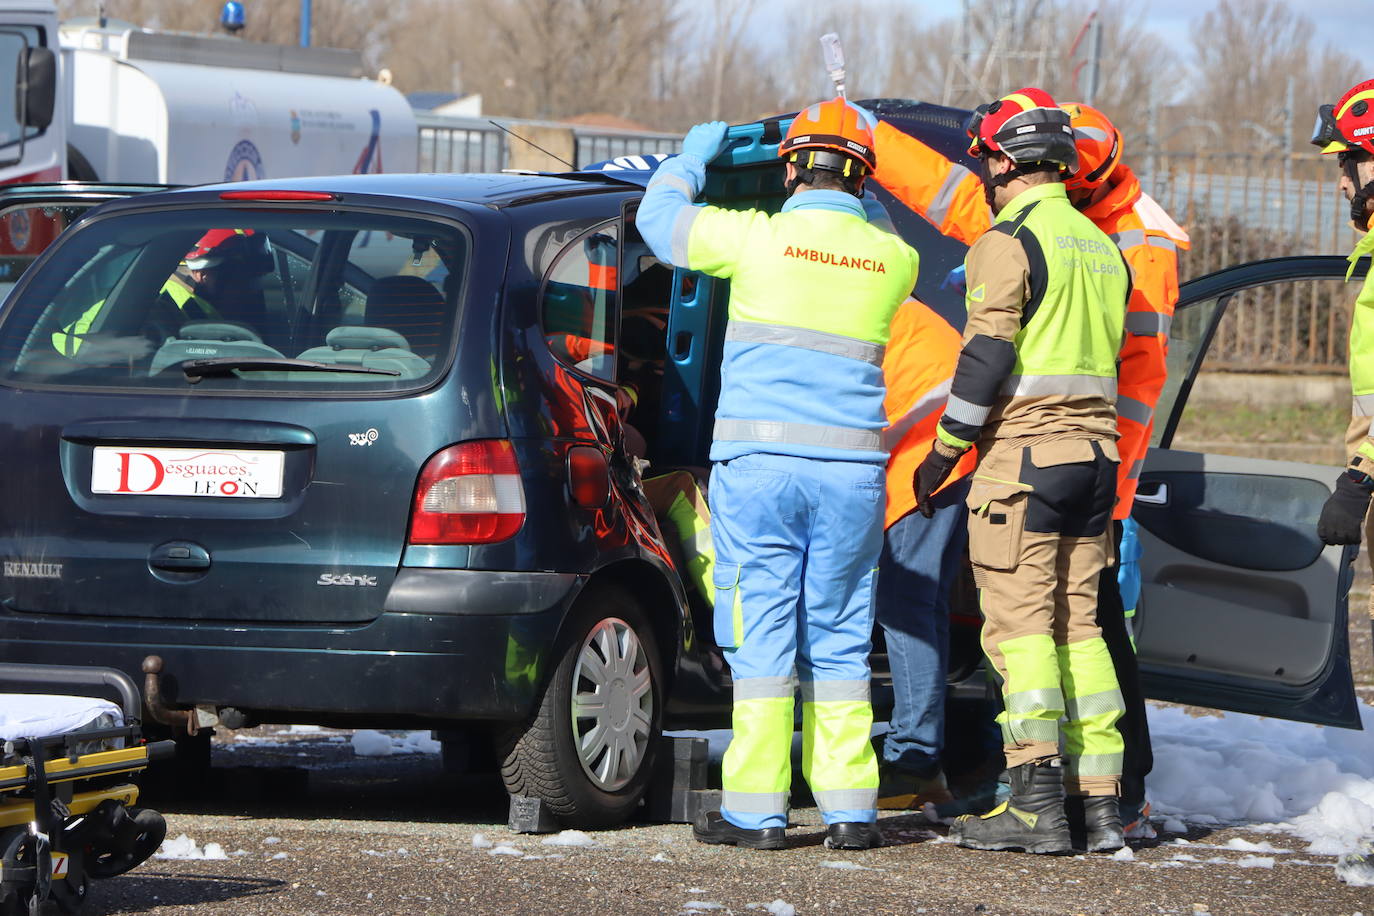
[295,326,431,380]
[359,275,446,361]
[148,321,284,375]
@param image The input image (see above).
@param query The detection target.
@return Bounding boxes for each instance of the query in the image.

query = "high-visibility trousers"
[966,436,1125,798]
[708,452,884,830]
[643,471,715,606]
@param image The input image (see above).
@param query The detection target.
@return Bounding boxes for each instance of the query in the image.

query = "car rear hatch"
[0,191,494,624]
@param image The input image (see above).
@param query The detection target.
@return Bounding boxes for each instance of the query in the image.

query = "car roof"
[159,171,644,208]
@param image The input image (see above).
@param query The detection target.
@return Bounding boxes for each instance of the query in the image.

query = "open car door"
[1135,256,1365,728]
[0,182,172,301]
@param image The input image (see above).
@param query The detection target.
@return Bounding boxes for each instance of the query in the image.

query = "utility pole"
[1083,14,1102,106]
[300,0,312,48]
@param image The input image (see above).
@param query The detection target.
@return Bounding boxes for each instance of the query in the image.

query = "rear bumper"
[0,571,583,724]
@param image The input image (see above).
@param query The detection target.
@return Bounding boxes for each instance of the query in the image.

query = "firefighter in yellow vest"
[50,228,263,356]
[914,88,1131,854]
[639,100,920,851]
[1314,81,1374,552]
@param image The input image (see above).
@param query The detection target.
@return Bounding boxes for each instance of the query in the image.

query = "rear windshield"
[0,207,468,393]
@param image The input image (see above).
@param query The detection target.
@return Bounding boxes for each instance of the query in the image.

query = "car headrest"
[325,325,410,352]
[177,321,262,342]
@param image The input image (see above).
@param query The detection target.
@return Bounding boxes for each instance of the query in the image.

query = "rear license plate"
[91,446,285,498]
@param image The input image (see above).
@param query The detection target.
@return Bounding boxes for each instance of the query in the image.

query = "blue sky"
[911,0,1372,58]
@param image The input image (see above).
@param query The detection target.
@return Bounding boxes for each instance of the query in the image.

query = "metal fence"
[416,113,680,173]
[1140,152,1357,372]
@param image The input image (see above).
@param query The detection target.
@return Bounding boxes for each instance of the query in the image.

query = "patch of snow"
[350,729,442,757]
[288,725,322,734]
[541,830,596,847]
[1224,837,1291,853]
[767,902,796,916]
[1111,846,1135,862]
[650,852,670,862]
[489,845,523,856]
[1161,817,1187,834]
[1146,700,1374,855]
[155,834,227,861]
[684,904,723,912]
[270,852,289,860]
[819,860,867,870]
[471,833,493,849]
[1235,855,1276,869]
[262,836,281,845]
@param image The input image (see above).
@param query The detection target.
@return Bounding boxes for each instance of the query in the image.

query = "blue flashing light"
[220,1,246,32]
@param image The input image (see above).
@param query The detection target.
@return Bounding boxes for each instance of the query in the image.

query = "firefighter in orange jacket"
[875,296,978,810]
[868,102,1189,834]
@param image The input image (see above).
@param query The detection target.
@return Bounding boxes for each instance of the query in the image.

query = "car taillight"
[409,440,525,544]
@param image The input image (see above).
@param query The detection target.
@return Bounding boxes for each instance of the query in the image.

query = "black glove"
[914,442,965,518]
[1318,473,1374,546]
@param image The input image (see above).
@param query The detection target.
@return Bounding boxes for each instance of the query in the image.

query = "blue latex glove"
[941,264,967,295]
[850,103,880,132]
[681,121,729,165]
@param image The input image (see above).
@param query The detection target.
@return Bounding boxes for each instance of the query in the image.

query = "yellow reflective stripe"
[1057,639,1124,761]
[1338,89,1374,119]
[936,423,973,451]
[996,634,1063,746]
[1359,441,1374,463]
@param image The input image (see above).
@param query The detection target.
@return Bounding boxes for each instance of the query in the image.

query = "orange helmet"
[1312,79,1374,157]
[1060,102,1123,193]
[779,97,876,177]
[966,87,1077,173]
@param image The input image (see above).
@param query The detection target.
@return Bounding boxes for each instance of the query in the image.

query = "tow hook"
[141,655,217,735]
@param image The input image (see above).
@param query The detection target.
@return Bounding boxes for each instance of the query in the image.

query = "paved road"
[84,728,1366,916]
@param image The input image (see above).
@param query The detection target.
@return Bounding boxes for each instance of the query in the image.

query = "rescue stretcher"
[0,664,173,915]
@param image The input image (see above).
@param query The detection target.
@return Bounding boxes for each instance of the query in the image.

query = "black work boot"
[825,821,882,850]
[693,810,786,850]
[1065,795,1125,852]
[949,758,1072,854]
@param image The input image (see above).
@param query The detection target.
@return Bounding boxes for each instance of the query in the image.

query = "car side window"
[540,220,619,382]
[1156,275,1352,463]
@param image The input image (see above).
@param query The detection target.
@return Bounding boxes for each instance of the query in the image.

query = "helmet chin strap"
[979,156,1023,208]
[1343,155,1374,230]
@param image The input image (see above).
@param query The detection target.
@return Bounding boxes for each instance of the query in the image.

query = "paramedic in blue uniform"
[638,101,920,851]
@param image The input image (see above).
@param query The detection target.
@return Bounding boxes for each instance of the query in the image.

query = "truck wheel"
[65,145,97,182]
[498,583,663,828]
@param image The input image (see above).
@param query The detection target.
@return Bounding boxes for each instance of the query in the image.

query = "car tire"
[498,582,663,828]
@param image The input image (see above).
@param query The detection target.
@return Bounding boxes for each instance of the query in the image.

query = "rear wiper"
[181,357,402,382]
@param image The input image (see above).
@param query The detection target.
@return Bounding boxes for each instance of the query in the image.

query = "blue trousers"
[709,452,885,829]
[876,478,970,775]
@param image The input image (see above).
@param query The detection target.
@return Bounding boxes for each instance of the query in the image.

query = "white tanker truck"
[0,0,417,187]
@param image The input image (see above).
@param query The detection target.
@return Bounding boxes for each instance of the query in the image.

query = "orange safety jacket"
[882,298,978,529]
[872,121,1190,518]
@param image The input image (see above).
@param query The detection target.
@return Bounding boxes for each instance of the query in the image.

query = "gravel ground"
[77,729,1371,916]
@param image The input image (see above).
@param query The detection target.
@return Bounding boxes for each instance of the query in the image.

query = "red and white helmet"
[966,87,1078,173]
[184,228,258,270]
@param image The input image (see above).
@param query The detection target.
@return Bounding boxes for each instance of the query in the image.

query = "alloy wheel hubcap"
[570,617,654,791]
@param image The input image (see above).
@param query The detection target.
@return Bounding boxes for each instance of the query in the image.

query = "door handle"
[149,542,211,572]
[1134,481,1168,506]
